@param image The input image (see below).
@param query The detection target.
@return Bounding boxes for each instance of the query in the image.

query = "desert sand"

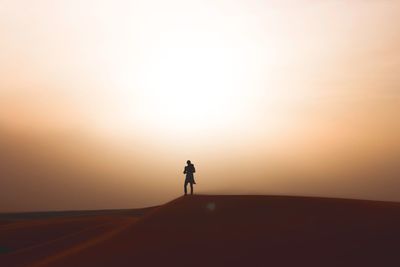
[1,195,400,267]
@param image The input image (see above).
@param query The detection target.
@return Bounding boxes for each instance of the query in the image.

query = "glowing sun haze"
[0,0,399,211]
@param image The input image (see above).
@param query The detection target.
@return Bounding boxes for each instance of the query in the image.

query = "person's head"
[187,160,191,165]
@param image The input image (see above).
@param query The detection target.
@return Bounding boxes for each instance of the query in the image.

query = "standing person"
[183,160,196,195]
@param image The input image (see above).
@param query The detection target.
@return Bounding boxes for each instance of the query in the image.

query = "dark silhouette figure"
[183,160,196,195]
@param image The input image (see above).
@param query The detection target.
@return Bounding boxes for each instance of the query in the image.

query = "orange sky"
[1,0,399,211]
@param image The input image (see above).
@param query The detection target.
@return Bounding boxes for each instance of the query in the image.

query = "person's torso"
[185,164,195,174]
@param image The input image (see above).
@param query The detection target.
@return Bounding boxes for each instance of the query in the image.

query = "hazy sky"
[1,0,399,211]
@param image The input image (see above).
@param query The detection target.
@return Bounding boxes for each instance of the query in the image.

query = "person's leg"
[184,180,188,195]
[190,182,193,195]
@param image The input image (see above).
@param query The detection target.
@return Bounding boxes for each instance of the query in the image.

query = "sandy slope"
[2,195,400,267]
[0,208,153,267]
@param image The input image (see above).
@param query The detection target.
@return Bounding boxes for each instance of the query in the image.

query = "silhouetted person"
[184,160,196,195]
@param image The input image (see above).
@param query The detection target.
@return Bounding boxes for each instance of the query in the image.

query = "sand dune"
[1,195,400,266]
[0,208,154,266]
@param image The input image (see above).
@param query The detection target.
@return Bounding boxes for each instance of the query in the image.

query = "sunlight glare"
[132,31,255,136]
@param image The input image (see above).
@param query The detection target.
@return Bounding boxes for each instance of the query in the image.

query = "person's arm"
[183,167,186,174]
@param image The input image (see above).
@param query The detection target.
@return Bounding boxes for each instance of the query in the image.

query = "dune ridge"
[1,195,400,267]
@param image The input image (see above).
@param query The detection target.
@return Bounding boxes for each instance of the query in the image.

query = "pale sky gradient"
[0,0,399,211]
